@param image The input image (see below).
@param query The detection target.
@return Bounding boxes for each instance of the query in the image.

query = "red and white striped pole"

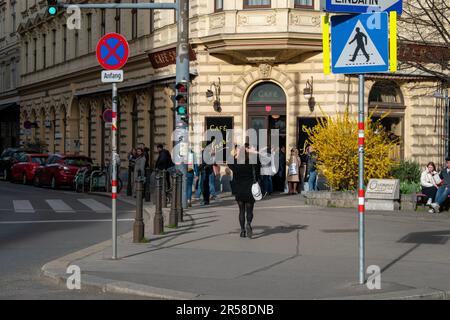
[111,82,118,260]
[358,74,365,285]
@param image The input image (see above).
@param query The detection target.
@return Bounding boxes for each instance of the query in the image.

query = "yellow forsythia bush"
[303,111,398,191]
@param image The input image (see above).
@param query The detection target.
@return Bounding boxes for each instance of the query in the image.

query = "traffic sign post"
[55,0,191,253]
[97,33,129,260]
[322,8,398,284]
[321,0,403,15]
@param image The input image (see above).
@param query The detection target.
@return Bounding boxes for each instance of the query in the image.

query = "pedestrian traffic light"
[47,0,58,16]
[175,81,189,125]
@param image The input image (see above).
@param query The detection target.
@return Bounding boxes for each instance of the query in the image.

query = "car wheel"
[33,175,41,187]
[51,176,57,190]
[22,173,27,185]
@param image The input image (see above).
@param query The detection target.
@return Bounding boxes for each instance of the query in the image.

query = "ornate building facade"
[16,0,445,168]
[0,0,21,153]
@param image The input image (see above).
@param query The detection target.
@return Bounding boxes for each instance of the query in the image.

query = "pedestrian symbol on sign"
[331,13,389,74]
[349,27,369,63]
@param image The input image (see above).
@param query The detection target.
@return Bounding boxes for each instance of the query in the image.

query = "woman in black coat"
[228,145,260,239]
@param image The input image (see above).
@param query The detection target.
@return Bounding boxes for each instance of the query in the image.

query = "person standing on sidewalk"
[260,147,275,198]
[133,148,146,198]
[287,148,301,195]
[305,146,318,192]
[228,144,261,239]
[186,150,199,207]
[430,158,450,213]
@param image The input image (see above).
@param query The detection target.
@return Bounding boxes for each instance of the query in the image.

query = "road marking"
[78,198,110,213]
[46,199,75,213]
[13,200,35,213]
[0,219,134,225]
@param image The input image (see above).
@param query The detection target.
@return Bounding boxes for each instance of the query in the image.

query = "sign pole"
[112,82,118,260]
[358,74,365,284]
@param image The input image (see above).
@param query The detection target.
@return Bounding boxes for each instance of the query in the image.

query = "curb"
[40,231,201,300]
[326,288,449,300]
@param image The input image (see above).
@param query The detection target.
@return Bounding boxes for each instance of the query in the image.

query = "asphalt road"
[0,180,142,299]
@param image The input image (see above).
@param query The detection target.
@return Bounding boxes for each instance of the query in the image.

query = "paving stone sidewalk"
[42,193,450,300]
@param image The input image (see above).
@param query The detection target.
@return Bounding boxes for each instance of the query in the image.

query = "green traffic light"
[177,106,187,115]
[48,7,57,15]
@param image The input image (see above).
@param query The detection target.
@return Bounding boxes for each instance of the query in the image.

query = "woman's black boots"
[246,223,253,239]
[240,230,246,238]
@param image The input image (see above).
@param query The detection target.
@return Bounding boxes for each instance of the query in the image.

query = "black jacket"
[155,149,175,170]
[228,162,261,203]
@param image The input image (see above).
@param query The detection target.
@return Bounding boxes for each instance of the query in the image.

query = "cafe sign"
[148,46,197,69]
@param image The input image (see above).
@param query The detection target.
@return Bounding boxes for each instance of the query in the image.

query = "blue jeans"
[261,175,273,194]
[435,186,450,206]
[209,173,217,197]
[194,174,203,199]
[186,172,194,201]
[308,170,318,191]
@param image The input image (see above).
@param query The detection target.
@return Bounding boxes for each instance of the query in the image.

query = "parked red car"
[10,153,49,184]
[33,154,93,189]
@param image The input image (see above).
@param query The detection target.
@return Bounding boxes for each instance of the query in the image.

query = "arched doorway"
[369,81,405,161]
[246,82,287,149]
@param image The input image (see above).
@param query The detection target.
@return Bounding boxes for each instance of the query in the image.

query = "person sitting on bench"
[420,162,441,209]
[430,158,450,213]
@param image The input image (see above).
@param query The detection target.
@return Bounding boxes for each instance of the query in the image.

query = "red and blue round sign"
[96,33,129,70]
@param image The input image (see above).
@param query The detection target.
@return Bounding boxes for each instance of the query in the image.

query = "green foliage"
[391,160,421,184]
[303,110,398,191]
[400,181,422,195]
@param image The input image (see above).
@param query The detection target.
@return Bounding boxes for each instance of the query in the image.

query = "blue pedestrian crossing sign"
[321,0,403,15]
[330,13,390,74]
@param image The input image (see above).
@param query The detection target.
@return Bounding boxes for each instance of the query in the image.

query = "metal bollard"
[161,170,168,208]
[144,167,151,202]
[133,177,145,243]
[153,171,164,235]
[176,171,184,222]
[127,165,133,196]
[169,173,178,228]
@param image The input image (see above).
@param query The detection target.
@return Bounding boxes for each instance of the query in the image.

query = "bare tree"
[398,0,449,83]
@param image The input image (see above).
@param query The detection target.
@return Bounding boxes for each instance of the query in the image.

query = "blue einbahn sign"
[321,0,403,15]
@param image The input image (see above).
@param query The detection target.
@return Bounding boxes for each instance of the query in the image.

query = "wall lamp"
[206,77,222,112]
[304,77,316,112]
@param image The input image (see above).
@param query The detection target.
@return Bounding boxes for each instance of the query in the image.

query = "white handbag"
[251,165,262,201]
[288,163,298,176]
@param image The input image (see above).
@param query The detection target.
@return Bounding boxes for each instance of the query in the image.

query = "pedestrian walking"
[199,155,212,206]
[228,144,261,239]
[305,146,318,192]
[155,143,175,188]
[287,148,301,195]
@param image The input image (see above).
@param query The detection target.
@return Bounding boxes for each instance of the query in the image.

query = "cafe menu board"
[205,117,233,164]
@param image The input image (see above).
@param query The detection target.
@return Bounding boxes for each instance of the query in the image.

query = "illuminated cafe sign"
[148,46,197,69]
[205,117,233,164]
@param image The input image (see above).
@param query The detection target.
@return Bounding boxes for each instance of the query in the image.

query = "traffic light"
[47,0,58,16]
[175,81,189,125]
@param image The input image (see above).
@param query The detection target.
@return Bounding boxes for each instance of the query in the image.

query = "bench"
[416,192,450,207]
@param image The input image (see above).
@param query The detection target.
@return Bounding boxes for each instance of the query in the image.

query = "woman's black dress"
[228,163,260,203]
